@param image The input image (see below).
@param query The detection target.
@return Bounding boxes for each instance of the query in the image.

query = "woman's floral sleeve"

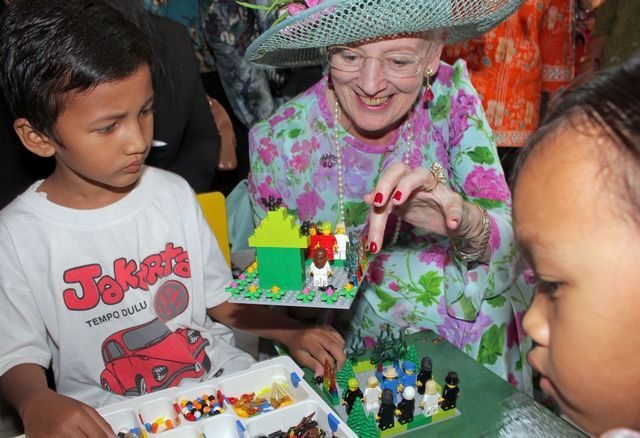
[441,60,518,320]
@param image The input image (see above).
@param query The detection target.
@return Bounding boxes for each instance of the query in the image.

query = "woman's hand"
[365,162,484,253]
[281,325,346,377]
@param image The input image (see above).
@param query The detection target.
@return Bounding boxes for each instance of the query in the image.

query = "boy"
[0,1,344,436]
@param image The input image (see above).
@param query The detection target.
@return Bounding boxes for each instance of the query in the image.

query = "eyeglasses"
[326,46,424,78]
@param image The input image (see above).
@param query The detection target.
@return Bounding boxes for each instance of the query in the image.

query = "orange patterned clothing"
[443,0,574,147]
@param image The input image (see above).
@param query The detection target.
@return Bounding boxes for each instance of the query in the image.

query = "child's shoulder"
[143,165,192,193]
[0,167,194,226]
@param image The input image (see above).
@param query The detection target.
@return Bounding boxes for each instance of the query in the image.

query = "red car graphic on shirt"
[99,318,211,396]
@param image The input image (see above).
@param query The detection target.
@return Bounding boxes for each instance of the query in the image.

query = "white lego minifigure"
[363,375,382,413]
[334,222,349,260]
[420,380,440,417]
[309,247,332,287]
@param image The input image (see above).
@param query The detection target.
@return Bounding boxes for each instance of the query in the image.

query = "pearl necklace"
[333,99,414,245]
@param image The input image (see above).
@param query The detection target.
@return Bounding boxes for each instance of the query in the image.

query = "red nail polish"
[369,242,378,253]
[374,192,383,204]
[393,191,402,201]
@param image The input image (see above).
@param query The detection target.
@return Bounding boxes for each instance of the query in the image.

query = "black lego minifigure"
[441,371,460,411]
[416,356,432,395]
[395,386,416,424]
[342,378,364,415]
[376,388,396,430]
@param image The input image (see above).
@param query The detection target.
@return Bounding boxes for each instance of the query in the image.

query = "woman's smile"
[357,94,392,109]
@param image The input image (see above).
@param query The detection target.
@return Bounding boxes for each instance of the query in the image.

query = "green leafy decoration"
[287,128,302,139]
[474,198,505,210]
[415,271,442,307]
[429,95,450,122]
[467,146,495,165]
[452,64,464,88]
[477,324,506,365]
[515,359,523,371]
[458,295,477,320]
[344,201,369,228]
[486,295,506,308]
[375,285,398,312]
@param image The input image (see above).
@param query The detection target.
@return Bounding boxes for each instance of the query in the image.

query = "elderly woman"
[245,0,532,392]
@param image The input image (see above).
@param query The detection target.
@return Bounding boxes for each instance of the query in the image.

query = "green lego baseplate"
[224,260,360,309]
[329,359,460,437]
[314,326,461,437]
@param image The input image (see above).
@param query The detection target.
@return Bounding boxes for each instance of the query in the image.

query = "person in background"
[443,0,574,180]
[144,0,242,191]
[202,0,323,193]
[109,0,224,193]
[0,1,345,436]
[577,0,640,78]
[245,0,533,393]
[514,53,640,436]
[574,0,606,74]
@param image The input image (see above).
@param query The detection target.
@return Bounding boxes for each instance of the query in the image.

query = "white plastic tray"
[98,356,358,437]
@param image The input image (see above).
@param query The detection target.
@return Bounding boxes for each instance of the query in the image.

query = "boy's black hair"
[0,0,153,138]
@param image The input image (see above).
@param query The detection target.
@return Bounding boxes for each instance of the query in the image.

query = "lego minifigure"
[318,222,337,261]
[420,380,440,417]
[416,356,433,396]
[306,223,320,259]
[309,247,332,288]
[395,386,416,424]
[397,360,417,393]
[440,371,460,411]
[380,365,399,400]
[363,375,382,413]
[334,222,349,260]
[342,377,364,415]
[376,388,396,431]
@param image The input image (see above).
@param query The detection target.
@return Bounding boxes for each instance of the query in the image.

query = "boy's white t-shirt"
[0,166,254,408]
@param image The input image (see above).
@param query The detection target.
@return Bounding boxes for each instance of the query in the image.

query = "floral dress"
[248,60,533,393]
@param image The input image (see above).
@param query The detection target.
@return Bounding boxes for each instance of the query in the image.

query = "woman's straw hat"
[245,0,523,67]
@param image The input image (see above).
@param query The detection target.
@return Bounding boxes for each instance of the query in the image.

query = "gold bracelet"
[452,204,491,262]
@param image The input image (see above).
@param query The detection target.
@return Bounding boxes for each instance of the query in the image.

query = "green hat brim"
[245,0,524,68]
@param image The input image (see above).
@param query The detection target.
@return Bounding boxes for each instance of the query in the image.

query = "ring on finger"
[422,162,447,192]
[422,178,438,192]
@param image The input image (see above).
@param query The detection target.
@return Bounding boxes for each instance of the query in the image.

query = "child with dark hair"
[513,54,640,435]
[0,1,344,436]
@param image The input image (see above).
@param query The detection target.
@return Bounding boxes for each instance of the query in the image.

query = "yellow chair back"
[196,192,231,267]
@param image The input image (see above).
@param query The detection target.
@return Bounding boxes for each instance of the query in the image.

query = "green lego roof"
[248,208,308,248]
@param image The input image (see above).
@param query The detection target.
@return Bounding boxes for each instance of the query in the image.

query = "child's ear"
[13,118,56,158]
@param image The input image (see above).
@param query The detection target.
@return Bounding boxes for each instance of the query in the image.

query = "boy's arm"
[208,302,346,376]
[1,364,114,438]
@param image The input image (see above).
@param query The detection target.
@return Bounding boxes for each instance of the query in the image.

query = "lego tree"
[323,359,331,393]
[336,361,355,391]
[347,402,380,438]
[346,398,379,438]
[405,344,418,366]
[370,324,408,365]
[322,358,340,404]
[329,365,338,398]
[346,329,366,364]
